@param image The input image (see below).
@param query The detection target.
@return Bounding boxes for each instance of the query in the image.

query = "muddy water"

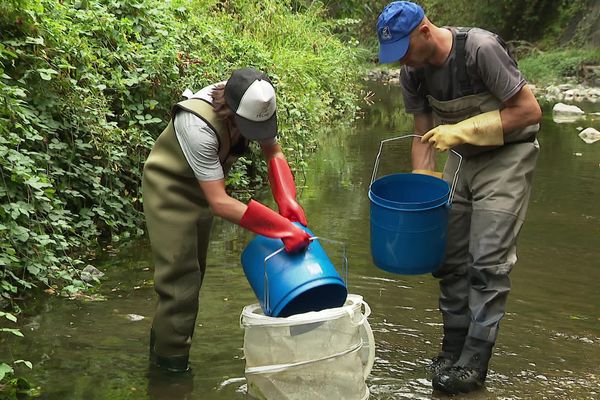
[5,82,600,399]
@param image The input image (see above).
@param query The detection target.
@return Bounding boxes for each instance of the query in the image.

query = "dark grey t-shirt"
[400,27,526,114]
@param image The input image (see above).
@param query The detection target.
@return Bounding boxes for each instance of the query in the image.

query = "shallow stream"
[5,82,600,399]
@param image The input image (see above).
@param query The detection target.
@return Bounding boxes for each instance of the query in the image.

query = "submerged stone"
[578,127,600,144]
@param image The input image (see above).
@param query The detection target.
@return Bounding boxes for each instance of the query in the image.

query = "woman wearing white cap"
[142,68,310,373]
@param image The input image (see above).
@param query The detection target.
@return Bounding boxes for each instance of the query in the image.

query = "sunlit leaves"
[25,37,44,46]
[0,312,17,323]
[0,312,32,383]
[0,328,23,337]
[14,360,33,369]
[0,364,14,382]
[0,0,363,310]
[36,68,57,81]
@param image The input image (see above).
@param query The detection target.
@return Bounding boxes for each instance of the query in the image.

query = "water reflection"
[146,368,195,400]
[6,82,600,399]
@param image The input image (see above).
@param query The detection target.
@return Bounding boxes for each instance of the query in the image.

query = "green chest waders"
[142,99,240,359]
[428,92,540,370]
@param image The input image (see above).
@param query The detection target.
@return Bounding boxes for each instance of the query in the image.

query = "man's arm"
[499,84,542,132]
[412,112,436,171]
[473,35,542,131]
[420,85,542,152]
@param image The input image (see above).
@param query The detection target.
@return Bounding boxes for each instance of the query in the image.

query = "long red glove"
[240,200,310,253]
[268,157,308,226]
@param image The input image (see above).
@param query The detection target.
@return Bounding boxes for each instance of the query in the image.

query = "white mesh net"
[240,294,374,400]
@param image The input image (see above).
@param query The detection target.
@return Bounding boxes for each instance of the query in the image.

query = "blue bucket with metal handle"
[368,135,462,274]
[241,224,348,317]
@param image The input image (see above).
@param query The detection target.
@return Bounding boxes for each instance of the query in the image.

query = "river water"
[5,82,600,399]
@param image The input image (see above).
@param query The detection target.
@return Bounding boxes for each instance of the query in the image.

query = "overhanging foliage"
[0,0,364,306]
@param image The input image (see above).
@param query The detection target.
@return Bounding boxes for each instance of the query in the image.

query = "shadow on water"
[5,81,600,399]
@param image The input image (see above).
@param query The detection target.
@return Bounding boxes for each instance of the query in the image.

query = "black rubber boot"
[147,364,194,400]
[441,327,467,356]
[151,354,190,373]
[429,327,467,378]
[433,365,487,394]
[149,330,191,373]
[429,355,456,377]
[432,338,492,394]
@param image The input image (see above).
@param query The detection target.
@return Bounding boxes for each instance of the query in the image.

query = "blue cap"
[377,1,425,63]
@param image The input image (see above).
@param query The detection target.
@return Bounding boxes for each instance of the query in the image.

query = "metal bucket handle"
[262,236,348,316]
[369,134,463,206]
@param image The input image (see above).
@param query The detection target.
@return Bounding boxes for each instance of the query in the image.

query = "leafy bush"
[0,0,363,305]
[0,311,34,397]
[518,48,600,85]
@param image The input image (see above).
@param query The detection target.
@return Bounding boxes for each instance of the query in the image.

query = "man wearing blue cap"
[377,1,542,395]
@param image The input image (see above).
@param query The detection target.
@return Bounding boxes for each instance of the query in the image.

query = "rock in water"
[578,127,600,144]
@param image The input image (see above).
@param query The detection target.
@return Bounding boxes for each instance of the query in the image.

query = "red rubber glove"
[268,157,308,226]
[240,200,311,253]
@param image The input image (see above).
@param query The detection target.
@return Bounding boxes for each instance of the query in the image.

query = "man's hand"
[412,169,443,179]
[421,110,504,151]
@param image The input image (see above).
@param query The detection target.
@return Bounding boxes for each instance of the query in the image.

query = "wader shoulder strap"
[456,27,474,96]
[172,99,230,164]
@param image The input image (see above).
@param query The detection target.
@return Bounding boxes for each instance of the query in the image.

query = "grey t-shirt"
[174,83,277,182]
[400,27,526,114]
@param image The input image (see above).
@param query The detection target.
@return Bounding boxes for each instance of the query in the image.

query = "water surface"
[5,82,600,399]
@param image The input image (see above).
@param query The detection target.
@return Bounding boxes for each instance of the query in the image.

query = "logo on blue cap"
[381,26,392,41]
[377,1,425,64]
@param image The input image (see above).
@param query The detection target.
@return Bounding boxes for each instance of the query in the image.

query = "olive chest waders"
[142,99,242,370]
[428,88,540,373]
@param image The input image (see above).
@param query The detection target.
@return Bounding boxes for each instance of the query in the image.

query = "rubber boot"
[430,188,472,379]
[432,268,470,378]
[149,329,191,374]
[147,360,194,400]
[429,327,467,377]
[432,338,493,394]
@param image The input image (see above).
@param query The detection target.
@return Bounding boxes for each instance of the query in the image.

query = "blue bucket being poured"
[241,224,348,317]
[368,135,462,275]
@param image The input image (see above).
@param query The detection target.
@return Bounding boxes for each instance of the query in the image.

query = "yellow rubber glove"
[421,110,504,152]
[412,169,443,179]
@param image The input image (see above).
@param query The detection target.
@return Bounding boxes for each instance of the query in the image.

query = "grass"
[518,48,600,86]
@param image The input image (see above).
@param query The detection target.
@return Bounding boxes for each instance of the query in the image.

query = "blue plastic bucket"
[367,134,462,275]
[241,224,347,317]
[369,173,450,274]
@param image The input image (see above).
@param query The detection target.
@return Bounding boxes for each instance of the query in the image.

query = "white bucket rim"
[241,294,366,327]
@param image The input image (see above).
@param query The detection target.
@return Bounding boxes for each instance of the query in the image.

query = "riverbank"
[365,68,600,104]
[0,0,363,308]
[4,82,600,400]
[0,0,364,391]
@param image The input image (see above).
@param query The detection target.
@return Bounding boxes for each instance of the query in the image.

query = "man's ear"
[418,23,431,38]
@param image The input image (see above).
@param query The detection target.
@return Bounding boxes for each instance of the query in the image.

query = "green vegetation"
[317,0,600,86]
[0,0,364,306]
[518,48,600,86]
[2,0,594,314]
[310,0,594,45]
[0,312,34,399]
[1,0,596,393]
[0,0,364,390]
